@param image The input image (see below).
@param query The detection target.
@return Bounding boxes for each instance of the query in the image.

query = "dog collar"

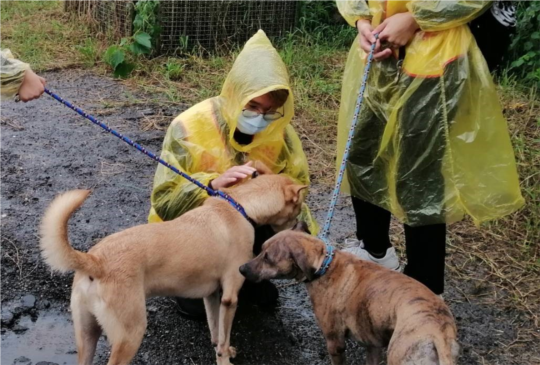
[313,244,335,278]
[207,185,257,228]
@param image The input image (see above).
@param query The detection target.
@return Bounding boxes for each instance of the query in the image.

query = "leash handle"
[318,34,379,244]
[44,89,251,220]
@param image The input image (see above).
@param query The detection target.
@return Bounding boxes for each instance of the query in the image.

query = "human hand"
[18,69,46,102]
[357,19,392,61]
[373,12,419,56]
[210,162,256,190]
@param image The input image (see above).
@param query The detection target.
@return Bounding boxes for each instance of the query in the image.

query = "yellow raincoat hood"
[219,30,294,152]
[149,30,317,233]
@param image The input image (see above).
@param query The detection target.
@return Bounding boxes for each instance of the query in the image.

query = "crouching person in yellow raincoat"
[336,1,524,295]
[148,30,318,319]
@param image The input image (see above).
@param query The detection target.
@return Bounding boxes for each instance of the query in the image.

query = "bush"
[296,0,356,48]
[508,1,540,87]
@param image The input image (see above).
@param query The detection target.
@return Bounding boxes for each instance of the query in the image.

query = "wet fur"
[39,166,306,365]
[240,228,459,365]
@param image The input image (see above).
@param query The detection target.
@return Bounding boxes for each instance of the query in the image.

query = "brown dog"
[240,223,459,365]
[39,167,306,365]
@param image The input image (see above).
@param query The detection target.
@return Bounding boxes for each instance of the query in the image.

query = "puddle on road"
[1,310,106,365]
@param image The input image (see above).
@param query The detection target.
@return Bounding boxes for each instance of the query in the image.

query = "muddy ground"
[1,70,538,365]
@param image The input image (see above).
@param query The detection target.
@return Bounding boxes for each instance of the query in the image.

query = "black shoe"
[239,280,279,308]
[175,297,207,321]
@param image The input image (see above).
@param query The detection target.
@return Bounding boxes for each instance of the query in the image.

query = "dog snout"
[239,263,260,282]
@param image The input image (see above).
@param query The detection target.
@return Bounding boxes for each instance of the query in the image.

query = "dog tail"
[434,336,459,365]
[40,190,103,278]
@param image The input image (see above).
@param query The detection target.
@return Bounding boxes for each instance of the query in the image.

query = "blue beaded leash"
[314,34,379,277]
[43,89,253,223]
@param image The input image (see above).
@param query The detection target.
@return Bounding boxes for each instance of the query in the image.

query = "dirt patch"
[1,70,538,364]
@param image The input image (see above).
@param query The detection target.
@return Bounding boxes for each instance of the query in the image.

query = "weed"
[76,39,99,68]
[164,59,184,81]
[103,33,152,78]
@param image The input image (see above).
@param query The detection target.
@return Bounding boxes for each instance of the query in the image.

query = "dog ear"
[289,241,315,281]
[285,184,308,204]
[251,161,273,175]
[292,221,311,235]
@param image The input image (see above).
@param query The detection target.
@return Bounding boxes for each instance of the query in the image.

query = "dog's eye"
[264,252,271,263]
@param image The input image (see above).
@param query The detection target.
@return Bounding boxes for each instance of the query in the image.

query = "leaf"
[133,32,152,50]
[113,62,135,78]
[524,41,533,51]
[103,46,125,70]
[129,42,151,56]
[511,58,525,68]
[133,14,144,30]
[532,32,540,40]
[119,37,129,47]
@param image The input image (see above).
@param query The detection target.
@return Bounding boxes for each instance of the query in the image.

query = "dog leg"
[215,275,243,365]
[388,340,438,365]
[99,291,147,365]
[71,293,102,365]
[204,290,221,347]
[324,333,346,365]
[366,347,383,365]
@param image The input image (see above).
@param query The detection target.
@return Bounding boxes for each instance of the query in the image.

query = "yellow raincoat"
[336,0,524,226]
[1,49,30,98]
[149,30,318,233]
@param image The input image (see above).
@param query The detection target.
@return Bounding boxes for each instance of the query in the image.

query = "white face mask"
[236,113,271,135]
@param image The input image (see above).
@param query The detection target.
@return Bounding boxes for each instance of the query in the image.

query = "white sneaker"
[343,239,400,271]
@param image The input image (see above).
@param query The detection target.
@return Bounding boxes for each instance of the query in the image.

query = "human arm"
[336,0,372,27]
[406,0,492,32]
[1,49,45,101]
[150,121,220,221]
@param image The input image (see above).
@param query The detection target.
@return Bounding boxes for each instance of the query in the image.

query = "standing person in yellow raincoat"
[148,30,318,319]
[336,1,524,295]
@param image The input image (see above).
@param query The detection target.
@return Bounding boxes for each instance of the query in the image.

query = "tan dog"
[240,223,459,365]
[39,167,306,365]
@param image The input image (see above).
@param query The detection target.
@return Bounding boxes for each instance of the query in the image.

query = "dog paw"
[229,346,237,358]
[217,358,234,365]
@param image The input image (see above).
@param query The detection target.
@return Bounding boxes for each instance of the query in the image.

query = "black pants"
[352,197,446,295]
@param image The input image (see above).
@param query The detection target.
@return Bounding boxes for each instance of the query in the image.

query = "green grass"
[0,1,96,71]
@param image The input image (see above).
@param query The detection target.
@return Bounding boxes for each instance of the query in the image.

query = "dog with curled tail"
[240,222,459,365]
[39,163,307,365]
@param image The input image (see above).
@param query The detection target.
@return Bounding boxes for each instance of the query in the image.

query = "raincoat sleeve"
[150,120,220,222]
[336,0,372,27]
[282,125,320,235]
[1,49,29,99]
[407,1,492,31]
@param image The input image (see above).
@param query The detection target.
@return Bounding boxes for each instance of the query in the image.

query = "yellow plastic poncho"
[336,0,524,226]
[149,30,318,233]
[1,49,30,99]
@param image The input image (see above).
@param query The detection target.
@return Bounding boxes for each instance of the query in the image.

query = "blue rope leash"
[318,34,379,246]
[43,88,252,222]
